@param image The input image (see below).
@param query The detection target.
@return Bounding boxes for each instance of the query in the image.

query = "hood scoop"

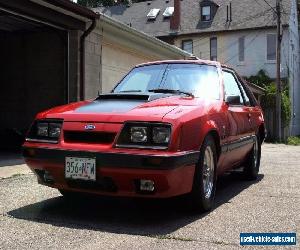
[75,93,171,114]
[96,93,172,102]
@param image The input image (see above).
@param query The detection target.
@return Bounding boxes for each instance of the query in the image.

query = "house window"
[182,40,193,54]
[201,6,211,21]
[210,37,217,61]
[238,36,245,62]
[267,34,276,61]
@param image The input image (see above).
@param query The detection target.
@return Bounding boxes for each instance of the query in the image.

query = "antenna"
[229,2,232,22]
[226,5,229,22]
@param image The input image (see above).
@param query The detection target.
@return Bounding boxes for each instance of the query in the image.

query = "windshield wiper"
[118,90,142,93]
[148,89,194,97]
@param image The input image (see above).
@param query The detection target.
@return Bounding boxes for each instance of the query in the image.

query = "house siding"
[174,34,223,62]
[174,29,289,79]
[221,29,289,79]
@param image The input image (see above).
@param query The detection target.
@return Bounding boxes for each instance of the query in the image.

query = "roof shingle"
[94,0,291,37]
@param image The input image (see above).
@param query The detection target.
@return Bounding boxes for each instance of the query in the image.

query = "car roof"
[135,59,222,68]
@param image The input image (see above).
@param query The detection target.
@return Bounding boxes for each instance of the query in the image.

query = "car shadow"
[0,150,24,167]
[7,172,264,236]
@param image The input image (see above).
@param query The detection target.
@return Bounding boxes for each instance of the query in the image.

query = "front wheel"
[243,135,261,180]
[187,135,217,212]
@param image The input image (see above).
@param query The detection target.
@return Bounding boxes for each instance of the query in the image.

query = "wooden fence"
[264,108,289,141]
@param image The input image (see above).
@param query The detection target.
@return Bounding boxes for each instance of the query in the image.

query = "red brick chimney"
[170,0,180,30]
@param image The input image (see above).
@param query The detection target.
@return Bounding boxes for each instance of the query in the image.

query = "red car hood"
[37,94,204,123]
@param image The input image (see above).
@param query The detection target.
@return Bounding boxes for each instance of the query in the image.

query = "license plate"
[65,157,96,181]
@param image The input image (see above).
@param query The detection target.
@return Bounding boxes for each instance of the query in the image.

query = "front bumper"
[23,147,199,198]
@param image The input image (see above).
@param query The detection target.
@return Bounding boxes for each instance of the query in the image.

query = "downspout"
[80,18,97,100]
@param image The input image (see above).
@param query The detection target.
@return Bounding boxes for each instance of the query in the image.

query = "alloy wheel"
[203,146,215,199]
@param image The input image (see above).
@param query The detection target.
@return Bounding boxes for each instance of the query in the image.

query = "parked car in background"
[23,60,265,212]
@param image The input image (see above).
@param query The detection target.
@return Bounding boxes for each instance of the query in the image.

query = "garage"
[0,12,67,150]
[0,0,98,151]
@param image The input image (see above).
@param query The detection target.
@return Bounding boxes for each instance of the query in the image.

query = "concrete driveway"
[0,144,299,249]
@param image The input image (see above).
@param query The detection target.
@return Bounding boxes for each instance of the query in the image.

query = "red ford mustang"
[23,60,265,212]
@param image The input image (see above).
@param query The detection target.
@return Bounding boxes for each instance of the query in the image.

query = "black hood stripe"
[75,99,146,113]
[75,93,173,114]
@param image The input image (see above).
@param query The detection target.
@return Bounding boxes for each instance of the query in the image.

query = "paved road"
[0,144,299,249]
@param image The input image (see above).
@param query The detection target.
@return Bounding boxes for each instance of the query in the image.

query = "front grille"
[64,131,116,144]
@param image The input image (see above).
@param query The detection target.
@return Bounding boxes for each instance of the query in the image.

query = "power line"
[193,15,275,59]
[224,18,274,64]
[261,0,277,14]
[190,8,275,53]
[223,34,261,64]
[253,0,267,9]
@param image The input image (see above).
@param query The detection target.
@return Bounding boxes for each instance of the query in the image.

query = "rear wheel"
[187,135,217,212]
[243,134,261,180]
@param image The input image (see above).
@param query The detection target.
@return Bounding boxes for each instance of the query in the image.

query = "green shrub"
[281,90,291,127]
[260,82,291,127]
[244,69,272,88]
[287,136,300,146]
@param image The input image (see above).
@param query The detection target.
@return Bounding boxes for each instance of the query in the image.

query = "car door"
[222,69,253,169]
[236,75,262,135]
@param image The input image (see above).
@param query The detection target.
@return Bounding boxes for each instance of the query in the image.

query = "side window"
[223,71,244,105]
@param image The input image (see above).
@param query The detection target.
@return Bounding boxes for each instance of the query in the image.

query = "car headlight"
[152,127,170,144]
[116,122,171,149]
[130,127,148,143]
[37,123,48,137]
[49,123,62,138]
[26,120,63,143]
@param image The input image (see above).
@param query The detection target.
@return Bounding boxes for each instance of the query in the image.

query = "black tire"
[243,134,261,181]
[186,135,217,212]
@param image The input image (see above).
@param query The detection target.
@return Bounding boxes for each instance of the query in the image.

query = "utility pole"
[276,0,282,141]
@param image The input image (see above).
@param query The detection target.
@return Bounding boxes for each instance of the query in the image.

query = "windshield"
[113,63,220,99]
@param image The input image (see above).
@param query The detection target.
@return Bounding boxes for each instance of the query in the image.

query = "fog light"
[140,179,155,192]
[44,171,54,183]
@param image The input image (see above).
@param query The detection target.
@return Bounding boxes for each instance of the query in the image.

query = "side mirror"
[225,95,241,105]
